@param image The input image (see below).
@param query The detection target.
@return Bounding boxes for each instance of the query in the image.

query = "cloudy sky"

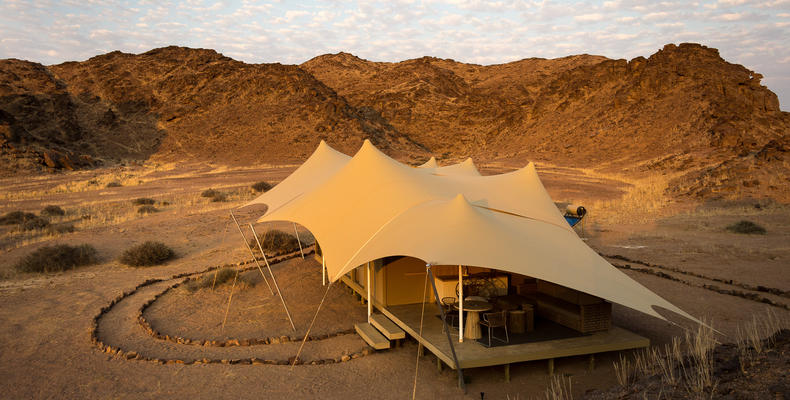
[1,0,788,109]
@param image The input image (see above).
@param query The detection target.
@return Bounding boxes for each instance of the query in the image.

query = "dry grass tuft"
[544,375,573,400]
[15,244,98,273]
[119,241,175,267]
[137,205,159,214]
[132,198,156,205]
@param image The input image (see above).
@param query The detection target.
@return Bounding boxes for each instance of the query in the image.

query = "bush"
[119,241,175,267]
[251,181,272,192]
[48,223,75,234]
[186,267,236,292]
[15,244,98,273]
[21,216,50,230]
[106,181,122,188]
[0,211,38,225]
[41,205,65,217]
[210,192,227,202]
[201,189,220,198]
[726,220,766,235]
[248,229,304,255]
[132,198,156,205]
[137,205,159,214]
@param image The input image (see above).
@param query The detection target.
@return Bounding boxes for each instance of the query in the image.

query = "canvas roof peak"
[418,156,438,169]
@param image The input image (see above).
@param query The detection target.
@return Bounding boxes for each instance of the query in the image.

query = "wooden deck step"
[370,313,406,340]
[355,322,390,350]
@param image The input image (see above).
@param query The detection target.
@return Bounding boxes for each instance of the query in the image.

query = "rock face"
[1,43,788,201]
[0,46,423,174]
[303,43,789,201]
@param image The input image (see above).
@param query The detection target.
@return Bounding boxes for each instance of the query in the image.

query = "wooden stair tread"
[370,313,406,340]
[355,322,390,350]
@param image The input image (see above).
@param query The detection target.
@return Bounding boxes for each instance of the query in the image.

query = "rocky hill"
[1,43,788,201]
[303,44,789,201]
[1,46,422,174]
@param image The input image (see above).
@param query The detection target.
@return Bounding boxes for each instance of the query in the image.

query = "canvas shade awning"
[252,140,698,324]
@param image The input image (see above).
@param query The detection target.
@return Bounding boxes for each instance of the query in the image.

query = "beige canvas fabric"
[242,140,350,214]
[418,157,438,168]
[418,157,481,176]
[256,140,697,323]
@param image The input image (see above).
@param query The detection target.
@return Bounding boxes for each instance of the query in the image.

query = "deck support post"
[427,264,466,394]
[588,354,595,371]
[366,261,372,323]
[458,265,464,343]
[548,358,554,375]
[504,364,510,382]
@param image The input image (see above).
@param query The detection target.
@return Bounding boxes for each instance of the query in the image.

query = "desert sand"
[1,161,787,399]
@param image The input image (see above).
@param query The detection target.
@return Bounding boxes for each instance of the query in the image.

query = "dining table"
[453,300,493,340]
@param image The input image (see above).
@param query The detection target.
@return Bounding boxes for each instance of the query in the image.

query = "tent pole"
[292,281,334,369]
[293,222,305,259]
[459,265,464,343]
[249,223,296,332]
[221,268,240,330]
[427,264,466,393]
[322,256,326,286]
[229,211,274,295]
[367,261,372,322]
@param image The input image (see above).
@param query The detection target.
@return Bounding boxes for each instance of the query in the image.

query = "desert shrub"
[210,192,227,202]
[137,205,159,214]
[726,220,766,235]
[238,272,258,288]
[105,181,122,188]
[201,188,220,198]
[119,241,175,267]
[132,197,156,205]
[21,216,50,230]
[248,229,304,255]
[15,244,98,273]
[0,211,38,225]
[41,205,65,217]
[48,223,75,234]
[251,181,272,192]
[186,267,236,292]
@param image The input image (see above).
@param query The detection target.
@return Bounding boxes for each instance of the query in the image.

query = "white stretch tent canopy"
[245,141,481,212]
[253,140,697,323]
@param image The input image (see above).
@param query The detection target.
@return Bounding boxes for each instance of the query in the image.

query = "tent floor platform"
[379,303,649,370]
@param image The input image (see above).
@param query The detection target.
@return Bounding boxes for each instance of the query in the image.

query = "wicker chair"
[479,311,509,347]
[441,297,458,333]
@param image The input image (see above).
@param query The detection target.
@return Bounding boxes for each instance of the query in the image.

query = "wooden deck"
[380,303,649,370]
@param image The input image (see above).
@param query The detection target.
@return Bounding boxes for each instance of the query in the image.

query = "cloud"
[575,13,605,22]
[0,0,788,110]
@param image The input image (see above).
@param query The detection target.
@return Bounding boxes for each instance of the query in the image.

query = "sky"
[1,0,789,110]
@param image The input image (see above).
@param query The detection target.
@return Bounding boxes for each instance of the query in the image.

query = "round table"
[453,300,492,340]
